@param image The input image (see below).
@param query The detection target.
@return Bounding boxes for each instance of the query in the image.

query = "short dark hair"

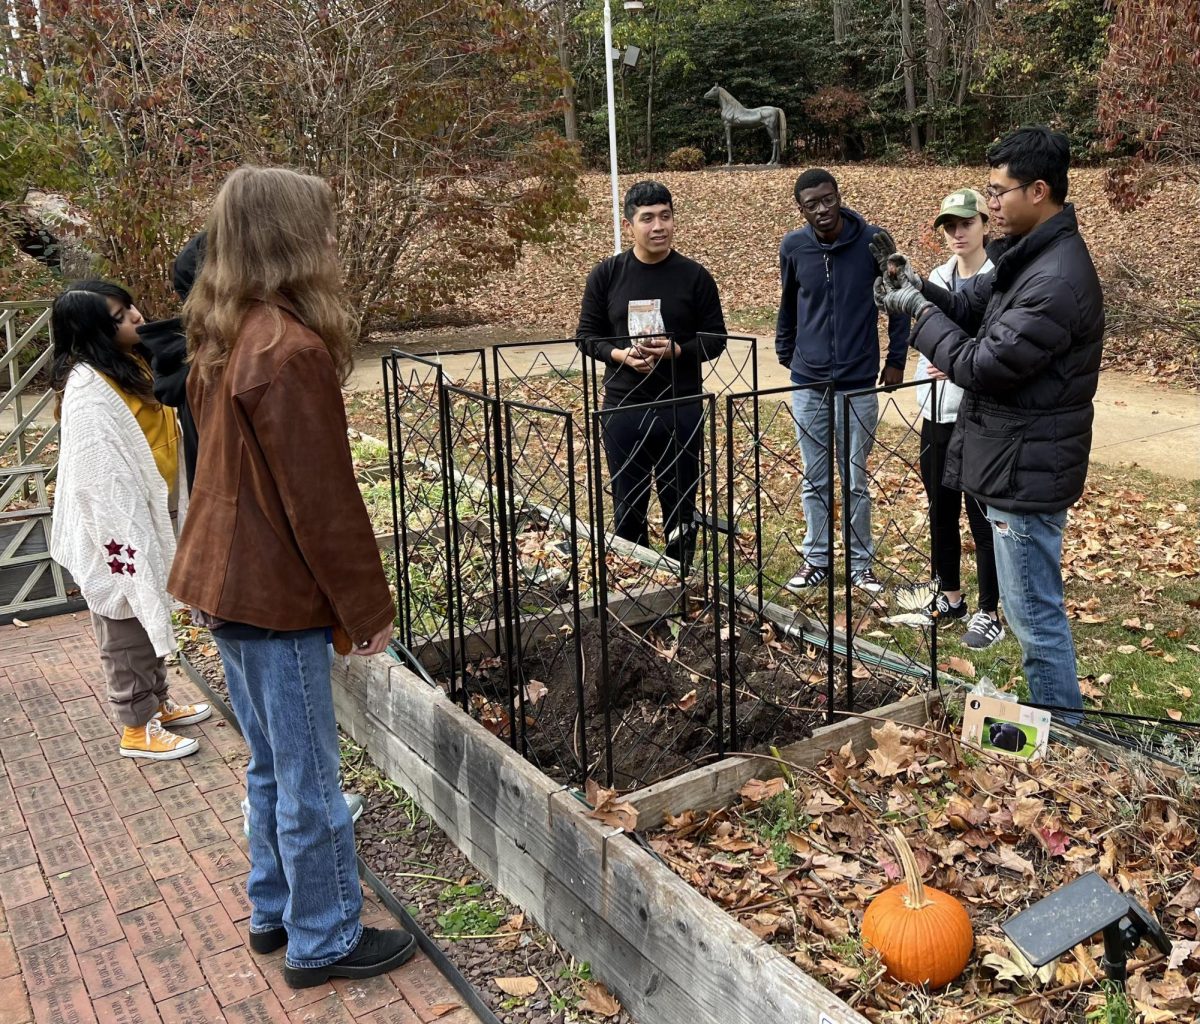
[51,280,155,403]
[623,180,672,221]
[794,168,838,203]
[986,126,1070,205]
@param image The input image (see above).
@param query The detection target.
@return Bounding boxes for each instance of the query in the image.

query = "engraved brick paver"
[29,977,99,1024]
[142,761,194,793]
[92,982,161,1024]
[63,901,125,953]
[201,946,268,1007]
[11,614,483,1024]
[0,831,37,872]
[78,938,144,997]
[103,866,165,916]
[158,872,218,918]
[137,941,206,1001]
[0,863,48,910]
[17,935,80,993]
[47,864,107,915]
[120,902,182,956]
[141,840,191,882]
[158,986,228,1024]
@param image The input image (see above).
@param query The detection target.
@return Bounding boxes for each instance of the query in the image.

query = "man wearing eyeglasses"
[873,126,1104,723]
[775,168,910,598]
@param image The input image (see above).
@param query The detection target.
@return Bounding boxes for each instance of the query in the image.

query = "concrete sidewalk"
[0,612,481,1024]
[347,344,1200,482]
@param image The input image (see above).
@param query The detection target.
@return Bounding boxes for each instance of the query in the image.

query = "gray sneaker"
[242,791,366,838]
[962,612,1004,650]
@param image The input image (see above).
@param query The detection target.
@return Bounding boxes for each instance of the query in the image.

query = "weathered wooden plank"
[331,655,871,1024]
[624,691,934,832]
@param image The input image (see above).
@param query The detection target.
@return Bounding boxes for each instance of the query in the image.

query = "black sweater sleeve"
[575,259,617,365]
[680,266,727,362]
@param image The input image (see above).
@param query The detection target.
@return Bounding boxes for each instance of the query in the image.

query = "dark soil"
[177,630,636,1024]
[458,604,917,791]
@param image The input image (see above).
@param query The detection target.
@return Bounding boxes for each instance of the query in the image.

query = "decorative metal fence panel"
[384,338,938,789]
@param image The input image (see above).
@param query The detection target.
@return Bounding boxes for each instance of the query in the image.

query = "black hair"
[623,180,673,221]
[986,126,1070,205]
[51,280,156,403]
[172,231,207,301]
[793,168,838,203]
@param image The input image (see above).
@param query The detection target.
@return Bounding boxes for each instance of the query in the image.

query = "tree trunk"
[901,0,922,151]
[833,0,846,44]
[555,1,578,142]
[925,0,945,143]
[645,3,660,164]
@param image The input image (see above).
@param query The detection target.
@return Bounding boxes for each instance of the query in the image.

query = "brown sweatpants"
[91,612,168,727]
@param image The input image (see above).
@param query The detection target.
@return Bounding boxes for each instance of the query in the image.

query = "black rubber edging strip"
[176,649,504,1024]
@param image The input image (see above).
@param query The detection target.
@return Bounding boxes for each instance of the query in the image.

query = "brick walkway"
[1,612,483,1024]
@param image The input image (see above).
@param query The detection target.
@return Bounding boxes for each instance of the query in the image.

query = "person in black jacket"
[576,181,728,573]
[137,232,206,491]
[875,126,1103,722]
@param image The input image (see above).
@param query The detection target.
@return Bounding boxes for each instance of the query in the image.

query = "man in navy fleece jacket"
[775,168,909,596]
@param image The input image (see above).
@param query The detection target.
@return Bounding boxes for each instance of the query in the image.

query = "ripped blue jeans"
[985,507,1082,723]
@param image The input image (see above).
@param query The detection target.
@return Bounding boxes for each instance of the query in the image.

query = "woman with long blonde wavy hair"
[169,166,410,988]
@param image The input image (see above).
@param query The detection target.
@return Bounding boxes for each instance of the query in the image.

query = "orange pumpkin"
[861,829,973,988]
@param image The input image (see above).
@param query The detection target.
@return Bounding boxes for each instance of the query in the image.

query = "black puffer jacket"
[912,205,1103,514]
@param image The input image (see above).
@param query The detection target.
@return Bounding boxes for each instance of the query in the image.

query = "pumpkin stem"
[891,828,930,909]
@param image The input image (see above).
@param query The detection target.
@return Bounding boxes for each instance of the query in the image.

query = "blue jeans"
[791,386,878,573]
[985,507,1082,723]
[215,630,362,967]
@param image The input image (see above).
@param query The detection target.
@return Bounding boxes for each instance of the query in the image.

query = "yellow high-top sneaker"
[120,716,199,760]
[157,697,213,728]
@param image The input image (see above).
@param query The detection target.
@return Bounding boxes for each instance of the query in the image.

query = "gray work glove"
[874,278,931,318]
[868,229,898,275]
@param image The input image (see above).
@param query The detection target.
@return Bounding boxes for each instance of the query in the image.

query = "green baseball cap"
[934,188,988,228]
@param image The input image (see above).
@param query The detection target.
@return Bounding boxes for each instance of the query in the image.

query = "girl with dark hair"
[49,280,211,760]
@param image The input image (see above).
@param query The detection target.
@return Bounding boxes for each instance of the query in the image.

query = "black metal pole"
[840,390,854,712]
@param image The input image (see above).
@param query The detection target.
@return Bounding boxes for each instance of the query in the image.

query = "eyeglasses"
[983,181,1032,204]
[799,193,839,214]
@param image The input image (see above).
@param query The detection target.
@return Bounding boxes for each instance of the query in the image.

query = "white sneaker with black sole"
[962,611,1004,649]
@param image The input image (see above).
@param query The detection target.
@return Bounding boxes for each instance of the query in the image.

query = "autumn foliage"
[1098,0,1200,210]
[2,1,582,334]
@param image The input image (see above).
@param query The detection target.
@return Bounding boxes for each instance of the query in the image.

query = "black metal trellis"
[383,338,940,789]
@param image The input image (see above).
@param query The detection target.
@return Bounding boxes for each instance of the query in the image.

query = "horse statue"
[704,85,787,166]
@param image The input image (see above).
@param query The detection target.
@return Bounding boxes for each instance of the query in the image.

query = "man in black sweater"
[576,181,728,571]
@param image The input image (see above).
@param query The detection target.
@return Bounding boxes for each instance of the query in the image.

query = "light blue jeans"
[215,629,362,967]
[791,386,878,573]
[985,507,1083,723]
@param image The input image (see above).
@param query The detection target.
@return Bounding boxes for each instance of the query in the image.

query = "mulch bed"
[647,705,1200,1023]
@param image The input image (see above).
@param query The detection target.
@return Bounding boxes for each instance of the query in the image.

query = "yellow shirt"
[101,361,181,502]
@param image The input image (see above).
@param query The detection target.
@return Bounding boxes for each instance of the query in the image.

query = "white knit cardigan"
[50,364,185,657]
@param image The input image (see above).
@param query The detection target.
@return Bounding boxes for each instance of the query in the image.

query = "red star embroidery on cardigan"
[104,539,123,556]
[126,563,136,576]
[125,546,137,559]
[107,558,126,574]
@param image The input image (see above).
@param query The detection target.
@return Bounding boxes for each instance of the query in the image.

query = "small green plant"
[558,959,593,983]
[1087,981,1132,1024]
[439,881,485,901]
[435,900,502,937]
[753,788,811,868]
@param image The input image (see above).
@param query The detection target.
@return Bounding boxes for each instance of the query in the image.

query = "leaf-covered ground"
[450,168,1198,385]
[650,715,1200,1023]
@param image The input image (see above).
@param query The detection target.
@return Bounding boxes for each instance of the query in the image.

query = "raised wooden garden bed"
[331,650,948,1024]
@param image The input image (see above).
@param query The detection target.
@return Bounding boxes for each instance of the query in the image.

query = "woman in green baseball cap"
[916,187,1004,650]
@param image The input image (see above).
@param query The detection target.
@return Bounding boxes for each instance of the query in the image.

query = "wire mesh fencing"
[383,338,941,789]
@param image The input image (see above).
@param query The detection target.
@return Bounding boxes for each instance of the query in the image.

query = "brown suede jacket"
[169,302,394,644]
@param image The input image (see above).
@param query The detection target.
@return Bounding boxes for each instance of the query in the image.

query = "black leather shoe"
[248,926,287,954]
[283,927,417,989]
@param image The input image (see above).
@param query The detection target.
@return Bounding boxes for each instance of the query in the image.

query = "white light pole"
[602,0,621,255]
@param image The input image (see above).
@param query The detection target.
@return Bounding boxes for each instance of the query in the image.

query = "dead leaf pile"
[650,720,1200,1022]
